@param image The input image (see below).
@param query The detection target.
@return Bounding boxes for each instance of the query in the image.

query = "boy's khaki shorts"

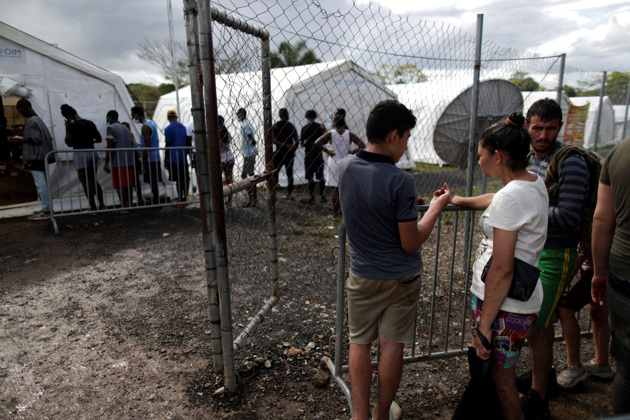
[347,270,422,345]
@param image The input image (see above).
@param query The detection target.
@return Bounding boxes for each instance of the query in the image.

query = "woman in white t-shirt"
[451,112,548,419]
[314,108,365,220]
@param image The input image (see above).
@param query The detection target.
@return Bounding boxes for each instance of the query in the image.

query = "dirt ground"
[0,193,617,419]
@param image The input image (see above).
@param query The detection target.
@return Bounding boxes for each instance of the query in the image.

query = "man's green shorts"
[535,247,578,328]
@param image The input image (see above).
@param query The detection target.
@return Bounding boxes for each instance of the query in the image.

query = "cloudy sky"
[3,0,629,85]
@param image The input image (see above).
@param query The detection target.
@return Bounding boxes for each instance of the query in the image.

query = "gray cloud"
[3,0,627,85]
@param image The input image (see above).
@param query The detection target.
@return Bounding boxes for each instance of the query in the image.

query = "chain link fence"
[181,0,623,395]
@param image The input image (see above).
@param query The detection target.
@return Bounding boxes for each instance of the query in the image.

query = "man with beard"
[520,99,590,420]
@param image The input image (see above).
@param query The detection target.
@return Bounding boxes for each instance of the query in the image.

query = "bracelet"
[475,326,492,351]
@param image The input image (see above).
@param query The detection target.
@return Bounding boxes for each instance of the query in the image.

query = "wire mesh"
[192,1,623,390]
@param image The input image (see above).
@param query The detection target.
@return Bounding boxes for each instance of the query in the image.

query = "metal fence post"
[556,53,566,106]
[594,71,607,153]
[182,0,225,375]
[462,14,483,271]
[623,83,630,141]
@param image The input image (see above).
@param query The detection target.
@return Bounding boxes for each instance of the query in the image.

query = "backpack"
[543,145,602,255]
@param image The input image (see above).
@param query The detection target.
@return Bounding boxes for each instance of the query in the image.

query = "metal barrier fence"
[322,207,595,418]
[171,1,612,397]
[45,147,200,234]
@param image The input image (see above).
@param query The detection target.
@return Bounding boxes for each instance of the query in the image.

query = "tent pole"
[462,14,483,272]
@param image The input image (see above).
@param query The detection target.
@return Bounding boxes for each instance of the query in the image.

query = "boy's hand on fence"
[417,197,426,205]
[430,183,451,207]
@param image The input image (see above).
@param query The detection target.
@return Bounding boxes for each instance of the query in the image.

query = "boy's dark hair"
[279,108,289,120]
[305,110,317,119]
[480,112,530,171]
[60,104,77,119]
[365,100,416,144]
[130,106,145,118]
[106,110,118,120]
[236,108,246,118]
[526,98,562,124]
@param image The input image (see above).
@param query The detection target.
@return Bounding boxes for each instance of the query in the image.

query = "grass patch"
[309,231,336,239]
[291,228,305,236]
[412,162,461,173]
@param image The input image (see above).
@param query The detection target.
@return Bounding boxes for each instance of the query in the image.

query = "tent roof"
[161,60,394,104]
[0,21,134,110]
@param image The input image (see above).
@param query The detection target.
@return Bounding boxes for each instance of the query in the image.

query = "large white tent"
[569,96,616,149]
[154,60,410,187]
[0,21,148,213]
[388,79,523,166]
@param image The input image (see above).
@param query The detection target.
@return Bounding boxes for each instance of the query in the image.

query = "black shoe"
[516,369,558,397]
[521,388,550,420]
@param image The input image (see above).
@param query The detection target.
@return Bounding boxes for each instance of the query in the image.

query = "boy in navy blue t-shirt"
[339,100,451,420]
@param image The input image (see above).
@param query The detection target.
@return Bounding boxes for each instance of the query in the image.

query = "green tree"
[370,64,428,84]
[157,83,176,96]
[606,71,630,104]
[563,85,577,97]
[270,41,320,68]
[127,83,160,119]
[509,72,540,92]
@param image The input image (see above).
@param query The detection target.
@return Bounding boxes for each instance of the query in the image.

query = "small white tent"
[0,21,144,213]
[388,79,523,166]
[154,60,409,187]
[569,96,616,149]
[522,91,571,140]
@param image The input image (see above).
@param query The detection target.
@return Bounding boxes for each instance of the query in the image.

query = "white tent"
[522,91,571,140]
[613,105,630,142]
[388,79,523,166]
[154,60,410,187]
[569,96,616,149]
[0,21,150,213]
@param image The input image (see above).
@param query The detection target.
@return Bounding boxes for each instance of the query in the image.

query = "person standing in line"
[121,121,146,205]
[185,120,198,195]
[61,104,106,211]
[519,99,592,420]
[164,110,189,206]
[452,112,549,420]
[13,99,54,220]
[131,106,162,204]
[299,110,326,205]
[591,135,630,415]
[315,108,365,221]
[104,110,135,209]
[236,108,257,208]
[217,116,235,208]
[339,100,451,420]
[272,108,299,200]
[555,250,613,388]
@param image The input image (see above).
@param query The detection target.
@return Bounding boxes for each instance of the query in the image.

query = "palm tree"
[270,40,321,68]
